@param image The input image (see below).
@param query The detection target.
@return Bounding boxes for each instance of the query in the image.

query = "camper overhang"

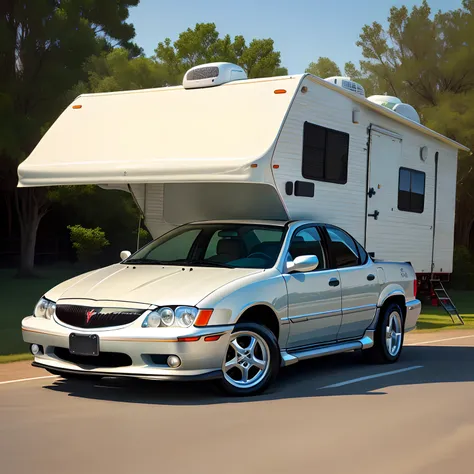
[17,76,301,188]
[17,71,469,189]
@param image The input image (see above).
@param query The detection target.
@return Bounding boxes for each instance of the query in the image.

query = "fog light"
[167,355,181,368]
[30,344,42,355]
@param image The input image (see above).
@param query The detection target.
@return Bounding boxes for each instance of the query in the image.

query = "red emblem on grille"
[86,309,96,324]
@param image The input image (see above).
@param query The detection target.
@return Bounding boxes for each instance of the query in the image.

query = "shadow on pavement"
[42,345,474,405]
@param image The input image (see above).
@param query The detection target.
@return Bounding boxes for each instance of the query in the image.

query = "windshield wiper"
[125,259,183,265]
[189,260,233,268]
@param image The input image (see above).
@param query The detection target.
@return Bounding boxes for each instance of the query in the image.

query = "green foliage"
[451,246,474,290]
[77,48,169,93]
[305,57,341,78]
[355,0,474,245]
[155,23,286,82]
[138,227,151,243]
[0,0,140,274]
[67,225,110,264]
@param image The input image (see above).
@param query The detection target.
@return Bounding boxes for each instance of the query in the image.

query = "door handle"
[368,210,379,220]
[328,278,340,287]
[367,274,375,281]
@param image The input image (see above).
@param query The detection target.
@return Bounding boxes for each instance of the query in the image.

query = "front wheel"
[217,323,280,396]
[363,303,405,364]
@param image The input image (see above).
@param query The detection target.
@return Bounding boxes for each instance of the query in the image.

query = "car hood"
[45,264,263,307]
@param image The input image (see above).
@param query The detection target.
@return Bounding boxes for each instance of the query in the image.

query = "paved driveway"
[2,331,474,474]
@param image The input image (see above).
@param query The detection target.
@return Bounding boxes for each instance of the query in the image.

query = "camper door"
[365,127,403,258]
[365,126,433,273]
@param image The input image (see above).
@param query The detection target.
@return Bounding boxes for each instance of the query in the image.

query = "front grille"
[54,347,132,368]
[55,304,144,329]
[186,66,219,81]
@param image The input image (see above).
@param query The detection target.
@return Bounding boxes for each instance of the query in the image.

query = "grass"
[416,291,474,332]
[0,265,473,359]
[0,353,33,364]
[0,266,81,357]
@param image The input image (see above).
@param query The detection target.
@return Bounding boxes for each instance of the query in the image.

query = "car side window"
[326,227,360,268]
[288,227,326,270]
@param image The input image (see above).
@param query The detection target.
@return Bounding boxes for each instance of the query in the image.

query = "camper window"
[398,167,425,213]
[302,121,349,185]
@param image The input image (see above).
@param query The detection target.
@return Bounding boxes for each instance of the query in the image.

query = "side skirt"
[280,330,375,367]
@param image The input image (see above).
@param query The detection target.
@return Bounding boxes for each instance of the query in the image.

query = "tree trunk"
[14,187,49,277]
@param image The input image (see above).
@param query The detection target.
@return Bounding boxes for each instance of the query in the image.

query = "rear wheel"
[218,323,279,396]
[363,303,404,364]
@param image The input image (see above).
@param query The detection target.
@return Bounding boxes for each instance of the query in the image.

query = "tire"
[217,322,280,396]
[46,369,102,381]
[362,302,405,364]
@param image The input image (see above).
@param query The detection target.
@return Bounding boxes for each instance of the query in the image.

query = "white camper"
[18,62,469,284]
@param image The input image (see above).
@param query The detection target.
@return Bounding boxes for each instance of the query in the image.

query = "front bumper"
[22,316,232,380]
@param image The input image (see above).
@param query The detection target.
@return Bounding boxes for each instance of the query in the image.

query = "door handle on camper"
[328,278,340,287]
[368,210,379,220]
[368,187,376,198]
[367,274,375,281]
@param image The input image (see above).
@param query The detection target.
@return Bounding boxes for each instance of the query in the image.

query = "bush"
[67,225,110,265]
[451,246,474,290]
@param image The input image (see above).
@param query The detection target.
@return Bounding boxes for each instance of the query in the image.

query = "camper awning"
[17,76,301,187]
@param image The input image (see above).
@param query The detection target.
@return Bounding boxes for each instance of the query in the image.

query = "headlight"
[159,307,175,327]
[175,307,198,327]
[142,306,198,328]
[34,297,55,319]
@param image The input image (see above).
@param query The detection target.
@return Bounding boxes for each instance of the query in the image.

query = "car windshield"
[124,223,287,269]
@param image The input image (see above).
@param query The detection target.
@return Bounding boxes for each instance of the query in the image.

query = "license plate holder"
[69,333,99,356]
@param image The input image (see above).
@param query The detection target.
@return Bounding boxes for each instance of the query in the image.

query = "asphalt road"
[2,331,474,474]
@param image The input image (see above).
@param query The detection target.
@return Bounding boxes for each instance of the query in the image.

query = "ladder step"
[430,280,463,324]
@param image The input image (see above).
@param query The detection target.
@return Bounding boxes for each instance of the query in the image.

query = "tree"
[305,57,341,78]
[77,48,169,94]
[0,0,140,276]
[356,0,474,247]
[155,23,286,83]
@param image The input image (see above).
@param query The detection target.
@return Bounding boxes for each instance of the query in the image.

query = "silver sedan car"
[22,220,421,395]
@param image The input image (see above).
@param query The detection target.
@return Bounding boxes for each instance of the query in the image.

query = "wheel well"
[237,305,280,340]
[380,295,407,322]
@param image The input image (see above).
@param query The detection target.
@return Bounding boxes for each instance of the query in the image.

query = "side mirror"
[287,255,319,273]
[120,250,131,261]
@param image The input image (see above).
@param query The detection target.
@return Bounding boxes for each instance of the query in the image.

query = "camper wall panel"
[271,77,368,243]
[432,145,458,273]
[361,113,458,273]
[365,130,435,273]
[129,183,175,239]
[270,76,458,273]
[361,112,455,274]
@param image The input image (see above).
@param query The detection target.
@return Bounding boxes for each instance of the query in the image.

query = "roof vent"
[393,103,420,123]
[324,76,365,97]
[183,62,247,89]
[367,95,402,110]
[367,95,420,123]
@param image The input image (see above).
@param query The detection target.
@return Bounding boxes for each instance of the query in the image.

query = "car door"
[324,225,380,340]
[284,225,343,349]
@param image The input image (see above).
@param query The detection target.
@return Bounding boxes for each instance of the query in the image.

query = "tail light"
[413,279,418,298]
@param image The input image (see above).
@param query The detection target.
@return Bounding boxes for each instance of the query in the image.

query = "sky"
[128,0,460,75]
